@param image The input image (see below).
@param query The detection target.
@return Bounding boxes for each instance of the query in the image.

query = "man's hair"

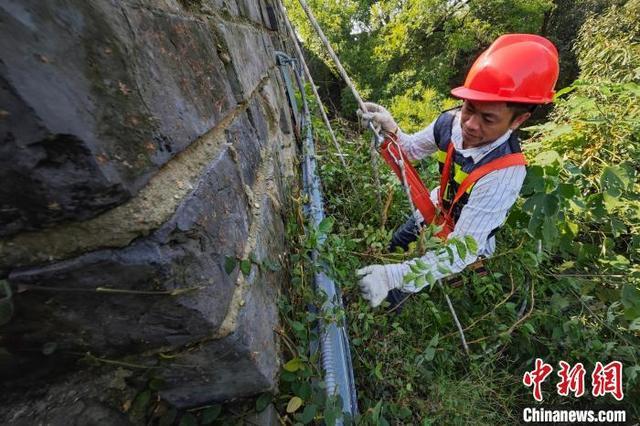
[506,102,537,122]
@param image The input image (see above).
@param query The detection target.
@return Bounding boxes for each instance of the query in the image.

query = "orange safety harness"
[379,133,527,239]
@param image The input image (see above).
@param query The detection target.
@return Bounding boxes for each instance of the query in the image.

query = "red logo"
[592,361,624,401]
[523,358,554,402]
[524,359,624,401]
[557,361,586,397]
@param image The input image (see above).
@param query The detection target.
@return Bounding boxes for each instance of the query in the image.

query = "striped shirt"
[386,110,527,292]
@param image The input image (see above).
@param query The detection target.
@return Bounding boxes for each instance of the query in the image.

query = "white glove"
[356,264,406,308]
[356,102,399,135]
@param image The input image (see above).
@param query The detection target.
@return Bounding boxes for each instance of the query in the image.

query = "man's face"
[460,100,530,148]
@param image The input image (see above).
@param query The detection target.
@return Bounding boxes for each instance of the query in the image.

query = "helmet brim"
[451,86,551,104]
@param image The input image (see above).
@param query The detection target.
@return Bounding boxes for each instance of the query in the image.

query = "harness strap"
[442,144,528,230]
[450,153,528,209]
[381,136,527,240]
[380,135,438,225]
[438,143,456,209]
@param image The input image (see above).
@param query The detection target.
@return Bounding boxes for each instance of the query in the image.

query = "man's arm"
[397,123,438,161]
[383,165,527,292]
[356,101,438,162]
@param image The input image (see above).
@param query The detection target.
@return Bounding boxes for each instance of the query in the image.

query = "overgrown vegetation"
[275,0,639,424]
[284,0,618,118]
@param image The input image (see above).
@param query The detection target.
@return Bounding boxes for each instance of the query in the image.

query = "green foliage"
[200,405,222,424]
[574,0,640,84]
[521,0,640,268]
[388,83,458,133]
[287,0,555,118]
[276,200,356,425]
[502,6,640,402]
[223,253,282,276]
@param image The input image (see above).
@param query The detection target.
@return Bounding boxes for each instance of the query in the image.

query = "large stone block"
[206,0,279,30]
[0,0,235,236]
[236,0,279,30]
[1,95,291,405]
[212,18,276,101]
[159,192,285,407]
[0,367,135,426]
[0,0,300,414]
[5,147,249,359]
[0,70,288,276]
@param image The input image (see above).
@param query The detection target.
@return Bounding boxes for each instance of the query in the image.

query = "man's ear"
[510,112,531,130]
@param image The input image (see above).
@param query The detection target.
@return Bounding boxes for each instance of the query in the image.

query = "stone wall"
[0,0,298,421]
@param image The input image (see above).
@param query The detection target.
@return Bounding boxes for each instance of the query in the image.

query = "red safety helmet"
[451,34,559,104]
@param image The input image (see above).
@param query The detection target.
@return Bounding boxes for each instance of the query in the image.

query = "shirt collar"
[450,110,512,163]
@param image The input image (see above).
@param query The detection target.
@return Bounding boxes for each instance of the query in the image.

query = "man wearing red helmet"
[357,34,560,309]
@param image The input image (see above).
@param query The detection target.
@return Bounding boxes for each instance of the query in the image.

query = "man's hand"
[356,102,399,135]
[356,264,404,308]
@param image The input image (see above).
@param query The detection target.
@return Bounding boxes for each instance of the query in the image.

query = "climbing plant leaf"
[224,256,237,274]
[240,259,252,276]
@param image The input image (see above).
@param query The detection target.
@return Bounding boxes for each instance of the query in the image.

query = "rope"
[295,0,384,216]
[439,281,470,355]
[277,0,356,193]
[386,137,419,220]
[294,0,365,111]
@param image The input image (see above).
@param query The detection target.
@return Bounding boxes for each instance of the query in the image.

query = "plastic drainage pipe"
[301,96,359,422]
[277,52,359,420]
